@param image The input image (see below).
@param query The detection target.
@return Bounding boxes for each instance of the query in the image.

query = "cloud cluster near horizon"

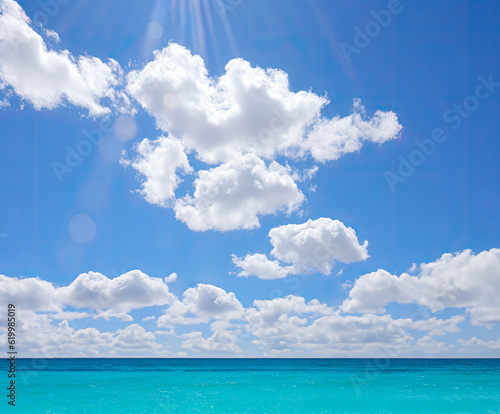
[342,248,500,327]
[0,248,498,357]
[1,0,498,359]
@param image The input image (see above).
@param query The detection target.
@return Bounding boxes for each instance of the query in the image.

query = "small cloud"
[154,329,175,336]
[233,218,368,279]
[142,315,156,322]
[43,29,60,43]
[165,272,177,283]
[51,311,91,320]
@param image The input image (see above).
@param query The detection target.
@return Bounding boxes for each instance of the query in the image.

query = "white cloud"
[0,311,113,357]
[125,43,401,231]
[154,329,175,336]
[127,43,401,165]
[58,270,175,315]
[342,249,500,327]
[182,330,241,353]
[233,218,368,279]
[51,311,91,321]
[174,153,305,231]
[466,306,500,328]
[415,336,452,353]
[240,295,469,355]
[304,99,402,163]
[458,337,500,350]
[0,311,164,357]
[0,270,174,319]
[43,29,60,43]
[94,309,133,322]
[299,314,412,353]
[247,295,332,324]
[406,315,464,336]
[0,0,124,116]
[111,324,161,351]
[142,315,156,322]
[165,272,178,283]
[269,218,369,271]
[245,295,410,354]
[157,283,244,327]
[0,274,60,311]
[121,137,192,207]
[0,2,403,236]
[0,271,484,357]
[296,165,319,182]
[232,253,292,280]
[127,43,326,164]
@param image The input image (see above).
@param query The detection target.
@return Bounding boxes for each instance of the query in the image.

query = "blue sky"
[0,0,499,357]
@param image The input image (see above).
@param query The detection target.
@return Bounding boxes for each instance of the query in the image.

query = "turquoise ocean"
[5,358,500,413]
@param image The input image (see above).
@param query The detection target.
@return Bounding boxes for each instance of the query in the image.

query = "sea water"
[4,358,500,413]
